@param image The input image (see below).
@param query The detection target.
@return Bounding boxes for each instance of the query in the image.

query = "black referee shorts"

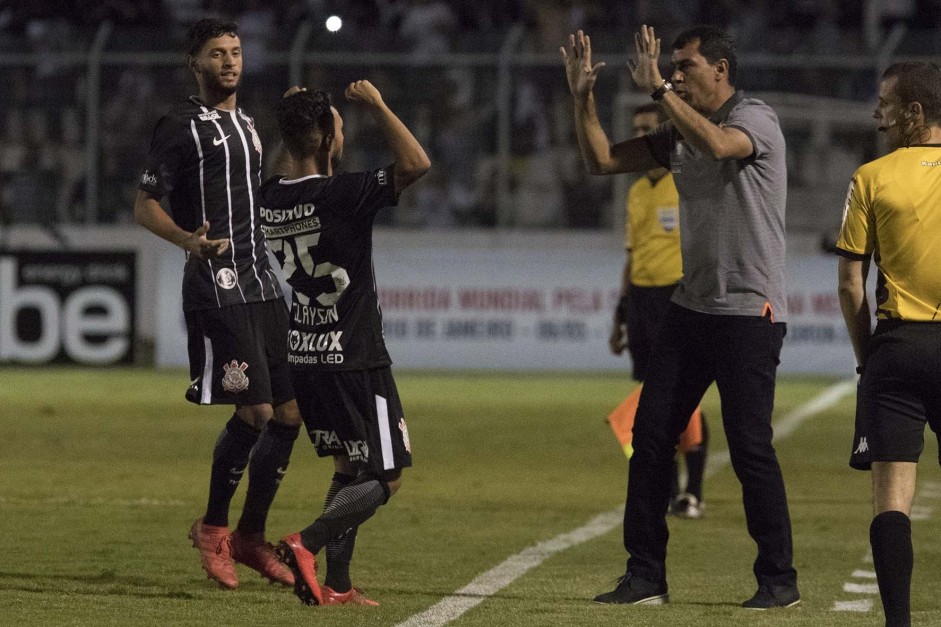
[184,299,294,407]
[850,322,941,469]
[293,367,413,473]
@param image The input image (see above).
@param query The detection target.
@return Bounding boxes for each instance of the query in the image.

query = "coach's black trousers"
[623,303,797,587]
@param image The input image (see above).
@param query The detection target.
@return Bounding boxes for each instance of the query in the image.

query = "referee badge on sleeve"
[221,360,250,394]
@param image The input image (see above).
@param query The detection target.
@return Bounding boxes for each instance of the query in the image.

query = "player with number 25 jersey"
[260,167,395,371]
[259,83,429,608]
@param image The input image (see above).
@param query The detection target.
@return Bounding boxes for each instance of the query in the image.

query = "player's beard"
[204,69,240,97]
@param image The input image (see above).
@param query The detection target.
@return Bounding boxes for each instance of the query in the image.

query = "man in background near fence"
[133,17,299,589]
[837,61,941,627]
[608,102,709,520]
[260,82,429,606]
[563,24,798,608]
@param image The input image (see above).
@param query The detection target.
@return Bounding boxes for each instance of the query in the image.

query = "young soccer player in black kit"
[134,18,300,589]
[259,83,429,606]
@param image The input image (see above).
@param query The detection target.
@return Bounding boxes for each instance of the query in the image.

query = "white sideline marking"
[833,599,873,612]
[910,505,933,521]
[844,582,880,594]
[851,570,876,579]
[395,379,854,627]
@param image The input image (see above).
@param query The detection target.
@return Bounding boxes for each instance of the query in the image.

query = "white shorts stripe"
[201,336,213,405]
[375,394,395,470]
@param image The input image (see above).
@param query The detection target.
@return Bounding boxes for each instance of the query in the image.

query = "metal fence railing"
[0,21,929,234]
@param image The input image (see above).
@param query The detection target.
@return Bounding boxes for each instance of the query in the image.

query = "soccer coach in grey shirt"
[562,25,798,609]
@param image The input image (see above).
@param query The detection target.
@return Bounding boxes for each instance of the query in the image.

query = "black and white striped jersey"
[140,96,283,311]
[258,167,398,371]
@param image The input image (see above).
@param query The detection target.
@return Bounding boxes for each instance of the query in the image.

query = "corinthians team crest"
[221,360,250,393]
[398,418,411,453]
[239,110,263,155]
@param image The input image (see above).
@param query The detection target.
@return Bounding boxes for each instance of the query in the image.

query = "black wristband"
[651,80,674,101]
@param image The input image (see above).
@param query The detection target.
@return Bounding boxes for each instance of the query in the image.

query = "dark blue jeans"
[623,303,797,588]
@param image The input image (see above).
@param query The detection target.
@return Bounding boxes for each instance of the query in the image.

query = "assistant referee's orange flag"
[607,384,703,458]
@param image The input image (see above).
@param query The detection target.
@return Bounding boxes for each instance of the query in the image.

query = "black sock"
[205,414,260,527]
[323,472,357,592]
[300,478,390,554]
[871,511,913,627]
[684,415,709,501]
[236,420,300,535]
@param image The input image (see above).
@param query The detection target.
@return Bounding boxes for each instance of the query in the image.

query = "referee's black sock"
[684,414,709,502]
[322,472,358,592]
[870,510,913,627]
[300,478,390,555]
[237,420,300,535]
[204,414,260,528]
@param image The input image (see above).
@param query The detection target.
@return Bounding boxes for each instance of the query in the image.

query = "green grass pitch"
[2,368,940,626]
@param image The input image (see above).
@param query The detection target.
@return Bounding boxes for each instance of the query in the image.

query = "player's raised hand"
[628,24,665,93]
[345,80,384,107]
[186,221,230,260]
[560,30,605,101]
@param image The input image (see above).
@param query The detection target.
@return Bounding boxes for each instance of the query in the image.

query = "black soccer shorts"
[184,299,294,407]
[851,322,941,469]
[293,367,413,473]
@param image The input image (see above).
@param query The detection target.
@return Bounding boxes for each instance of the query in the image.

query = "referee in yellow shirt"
[836,61,941,627]
[611,103,709,519]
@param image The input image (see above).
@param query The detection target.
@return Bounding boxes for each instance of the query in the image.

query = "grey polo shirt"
[645,91,788,321]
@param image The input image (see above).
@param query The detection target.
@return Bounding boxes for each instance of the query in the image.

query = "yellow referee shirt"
[836,144,941,320]
[625,172,682,287]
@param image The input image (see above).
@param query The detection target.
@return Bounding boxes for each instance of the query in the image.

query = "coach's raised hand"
[561,30,605,102]
[628,24,665,93]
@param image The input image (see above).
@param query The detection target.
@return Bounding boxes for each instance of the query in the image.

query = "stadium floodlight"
[325,16,342,33]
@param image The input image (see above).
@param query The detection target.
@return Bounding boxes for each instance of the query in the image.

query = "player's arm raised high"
[344,80,431,194]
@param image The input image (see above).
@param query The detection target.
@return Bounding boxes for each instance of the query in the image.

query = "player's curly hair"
[277,90,335,158]
[883,62,941,126]
[185,18,238,58]
[672,26,738,87]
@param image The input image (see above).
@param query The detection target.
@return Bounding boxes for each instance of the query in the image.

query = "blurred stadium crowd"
[0,0,939,231]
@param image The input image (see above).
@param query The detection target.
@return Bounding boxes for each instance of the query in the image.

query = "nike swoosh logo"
[276,466,288,475]
[213,135,230,146]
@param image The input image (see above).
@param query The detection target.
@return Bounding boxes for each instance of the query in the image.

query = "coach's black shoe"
[741,584,801,609]
[593,572,668,605]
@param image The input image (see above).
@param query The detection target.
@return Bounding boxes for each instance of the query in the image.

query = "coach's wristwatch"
[651,80,674,101]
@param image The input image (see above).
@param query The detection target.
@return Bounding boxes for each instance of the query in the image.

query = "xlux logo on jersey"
[377,169,388,186]
[289,330,343,352]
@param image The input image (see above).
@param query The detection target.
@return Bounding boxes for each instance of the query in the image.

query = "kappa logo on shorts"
[215,268,237,289]
[399,418,411,453]
[221,360,250,393]
[853,437,869,455]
